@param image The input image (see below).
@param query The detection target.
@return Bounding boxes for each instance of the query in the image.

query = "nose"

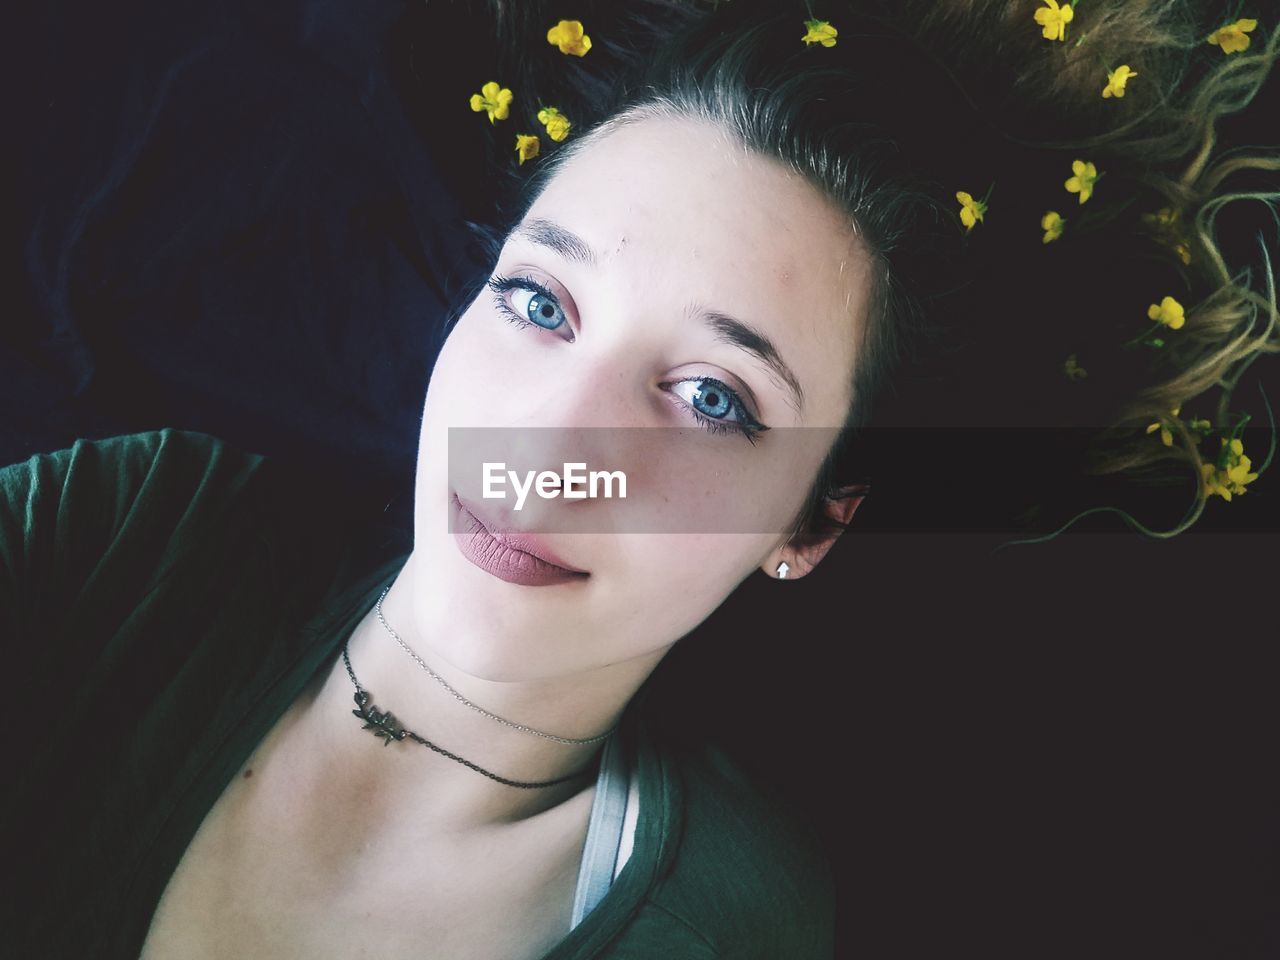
[491,426,619,533]
[507,340,653,431]
[507,340,645,464]
[454,340,660,533]
[449,425,629,537]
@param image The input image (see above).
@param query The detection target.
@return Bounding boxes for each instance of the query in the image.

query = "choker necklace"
[342,640,601,790]
[374,585,617,746]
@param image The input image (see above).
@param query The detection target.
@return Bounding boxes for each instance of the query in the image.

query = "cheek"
[424,307,491,416]
[414,306,489,499]
[624,438,822,542]
[418,302,532,450]
[612,533,769,625]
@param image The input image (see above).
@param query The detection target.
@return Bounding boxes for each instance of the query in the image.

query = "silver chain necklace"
[373,584,617,745]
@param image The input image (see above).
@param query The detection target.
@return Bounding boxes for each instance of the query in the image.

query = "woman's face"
[410,114,871,682]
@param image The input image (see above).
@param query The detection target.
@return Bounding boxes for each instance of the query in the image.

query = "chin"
[405,564,579,682]
[437,631,576,684]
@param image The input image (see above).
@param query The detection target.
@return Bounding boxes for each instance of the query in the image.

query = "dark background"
[7,0,1278,956]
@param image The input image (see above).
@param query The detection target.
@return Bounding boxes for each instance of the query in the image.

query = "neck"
[296,552,666,836]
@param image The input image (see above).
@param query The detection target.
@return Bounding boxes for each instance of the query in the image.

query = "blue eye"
[670,377,768,446]
[488,275,573,339]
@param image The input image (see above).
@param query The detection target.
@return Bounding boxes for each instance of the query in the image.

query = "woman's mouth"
[450,493,590,587]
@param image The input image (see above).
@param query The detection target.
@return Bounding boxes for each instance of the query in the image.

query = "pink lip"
[451,493,589,586]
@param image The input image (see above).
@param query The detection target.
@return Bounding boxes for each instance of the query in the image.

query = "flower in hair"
[1041,210,1065,243]
[1147,295,1185,330]
[1102,65,1138,98]
[1207,18,1258,54]
[1063,353,1088,380]
[1033,0,1074,42]
[1064,159,1100,204]
[801,19,838,47]
[1224,441,1261,488]
[1145,406,1181,447]
[470,82,513,124]
[956,191,987,231]
[537,106,572,143]
[1202,438,1260,501]
[547,19,592,56]
[515,134,541,165]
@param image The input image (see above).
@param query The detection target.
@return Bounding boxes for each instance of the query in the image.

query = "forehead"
[526,114,870,423]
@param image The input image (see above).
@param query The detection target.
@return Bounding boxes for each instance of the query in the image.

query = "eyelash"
[488,274,566,335]
[487,273,769,445]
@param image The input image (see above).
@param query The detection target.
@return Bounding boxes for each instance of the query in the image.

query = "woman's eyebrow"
[699,310,805,414]
[515,218,599,267]
[515,217,805,414]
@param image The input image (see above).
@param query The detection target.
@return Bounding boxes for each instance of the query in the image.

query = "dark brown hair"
[441,0,1279,542]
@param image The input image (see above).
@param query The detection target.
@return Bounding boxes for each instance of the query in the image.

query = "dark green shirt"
[1,429,835,958]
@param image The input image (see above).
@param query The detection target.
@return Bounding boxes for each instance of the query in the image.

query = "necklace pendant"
[365,710,407,746]
[351,689,408,746]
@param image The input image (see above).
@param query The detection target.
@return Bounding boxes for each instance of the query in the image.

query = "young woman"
[3,1,1275,958]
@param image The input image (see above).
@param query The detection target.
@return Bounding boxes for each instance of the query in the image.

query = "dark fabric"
[0,428,836,958]
[7,0,489,491]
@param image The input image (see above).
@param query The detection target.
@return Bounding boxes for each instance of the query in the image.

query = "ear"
[763,483,870,579]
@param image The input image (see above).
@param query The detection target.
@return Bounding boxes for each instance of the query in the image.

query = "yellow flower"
[469,81,513,124]
[1174,242,1192,265]
[537,106,572,143]
[801,19,838,47]
[1227,454,1259,487]
[515,134,540,165]
[1063,353,1088,381]
[1064,159,1100,204]
[1207,19,1258,54]
[1041,210,1065,243]
[1202,462,1230,500]
[1102,65,1138,98]
[1203,437,1261,501]
[956,190,987,231]
[1034,0,1074,42]
[1145,406,1181,448]
[1147,295,1186,330]
[547,19,592,56]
